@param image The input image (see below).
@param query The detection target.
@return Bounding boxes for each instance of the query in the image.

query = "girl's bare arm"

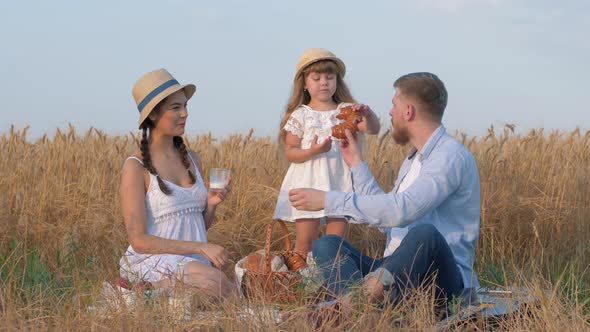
[284,131,331,163]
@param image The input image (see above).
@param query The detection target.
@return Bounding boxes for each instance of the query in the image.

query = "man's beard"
[391,122,410,145]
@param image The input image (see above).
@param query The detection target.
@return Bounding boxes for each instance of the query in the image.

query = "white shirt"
[382,155,422,257]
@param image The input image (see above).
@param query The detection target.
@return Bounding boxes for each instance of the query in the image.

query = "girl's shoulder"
[293,104,309,114]
[287,105,309,121]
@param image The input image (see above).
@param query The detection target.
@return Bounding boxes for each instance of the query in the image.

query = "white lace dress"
[119,155,211,283]
[274,103,353,222]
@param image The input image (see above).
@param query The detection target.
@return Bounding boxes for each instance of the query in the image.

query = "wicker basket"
[241,220,307,303]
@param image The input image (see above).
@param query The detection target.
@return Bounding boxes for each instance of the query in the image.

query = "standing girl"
[274,48,380,256]
[119,69,234,301]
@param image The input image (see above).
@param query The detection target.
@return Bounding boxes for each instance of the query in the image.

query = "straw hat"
[294,48,346,81]
[132,68,196,128]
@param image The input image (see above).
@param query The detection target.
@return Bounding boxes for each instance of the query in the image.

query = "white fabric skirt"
[274,147,352,222]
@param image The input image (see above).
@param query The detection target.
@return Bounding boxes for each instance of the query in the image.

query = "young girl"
[119,68,234,301]
[274,48,381,256]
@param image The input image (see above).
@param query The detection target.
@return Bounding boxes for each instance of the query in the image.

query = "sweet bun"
[243,249,288,272]
[243,250,265,272]
[331,106,362,139]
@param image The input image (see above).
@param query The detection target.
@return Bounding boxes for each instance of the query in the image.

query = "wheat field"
[0,124,589,330]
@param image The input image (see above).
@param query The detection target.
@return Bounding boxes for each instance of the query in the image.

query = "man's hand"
[339,129,363,168]
[363,275,385,303]
[288,188,326,211]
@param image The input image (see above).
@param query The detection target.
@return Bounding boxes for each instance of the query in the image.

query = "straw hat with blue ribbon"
[132,68,196,128]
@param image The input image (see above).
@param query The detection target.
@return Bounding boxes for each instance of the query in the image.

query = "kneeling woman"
[119,68,234,301]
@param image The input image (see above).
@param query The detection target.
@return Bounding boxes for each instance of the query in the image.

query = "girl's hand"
[208,179,231,207]
[308,135,332,157]
[350,103,373,119]
[351,103,380,134]
[199,243,230,270]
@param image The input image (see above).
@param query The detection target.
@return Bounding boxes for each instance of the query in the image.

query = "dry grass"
[0,124,589,330]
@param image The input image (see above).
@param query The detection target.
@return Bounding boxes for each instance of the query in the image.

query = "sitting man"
[289,72,480,309]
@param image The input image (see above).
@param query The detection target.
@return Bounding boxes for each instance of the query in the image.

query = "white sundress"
[274,103,353,222]
[119,155,211,283]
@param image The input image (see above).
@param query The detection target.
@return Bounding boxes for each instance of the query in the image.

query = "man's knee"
[408,224,442,244]
[312,234,345,257]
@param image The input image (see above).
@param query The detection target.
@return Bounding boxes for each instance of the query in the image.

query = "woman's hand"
[199,243,230,270]
[208,179,231,207]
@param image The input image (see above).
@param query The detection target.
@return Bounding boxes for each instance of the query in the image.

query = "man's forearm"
[350,162,385,196]
[325,163,458,228]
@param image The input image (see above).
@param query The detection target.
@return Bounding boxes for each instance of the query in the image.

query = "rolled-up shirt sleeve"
[350,162,386,196]
[325,152,464,228]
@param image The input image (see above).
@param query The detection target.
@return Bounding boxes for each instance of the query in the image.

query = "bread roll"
[243,249,288,272]
[243,250,265,272]
[331,106,362,139]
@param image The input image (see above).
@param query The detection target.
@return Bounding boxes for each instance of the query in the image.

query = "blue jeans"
[312,224,464,304]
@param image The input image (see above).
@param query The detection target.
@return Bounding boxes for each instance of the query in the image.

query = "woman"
[119,68,234,301]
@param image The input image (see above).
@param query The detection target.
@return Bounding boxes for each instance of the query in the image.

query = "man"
[289,72,480,306]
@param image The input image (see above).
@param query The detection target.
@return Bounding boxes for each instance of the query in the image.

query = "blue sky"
[1,0,588,138]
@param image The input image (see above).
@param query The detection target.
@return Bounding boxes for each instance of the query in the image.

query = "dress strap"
[126,156,144,165]
[186,152,197,170]
[186,152,204,184]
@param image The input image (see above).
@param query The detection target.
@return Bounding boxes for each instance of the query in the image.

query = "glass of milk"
[209,168,230,192]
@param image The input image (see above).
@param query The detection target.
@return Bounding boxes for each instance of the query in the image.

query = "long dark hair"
[139,101,195,195]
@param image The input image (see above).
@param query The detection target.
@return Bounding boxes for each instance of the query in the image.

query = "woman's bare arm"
[188,150,219,230]
[120,158,228,268]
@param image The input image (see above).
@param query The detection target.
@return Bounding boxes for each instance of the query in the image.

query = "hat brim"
[294,56,346,81]
[138,83,196,128]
